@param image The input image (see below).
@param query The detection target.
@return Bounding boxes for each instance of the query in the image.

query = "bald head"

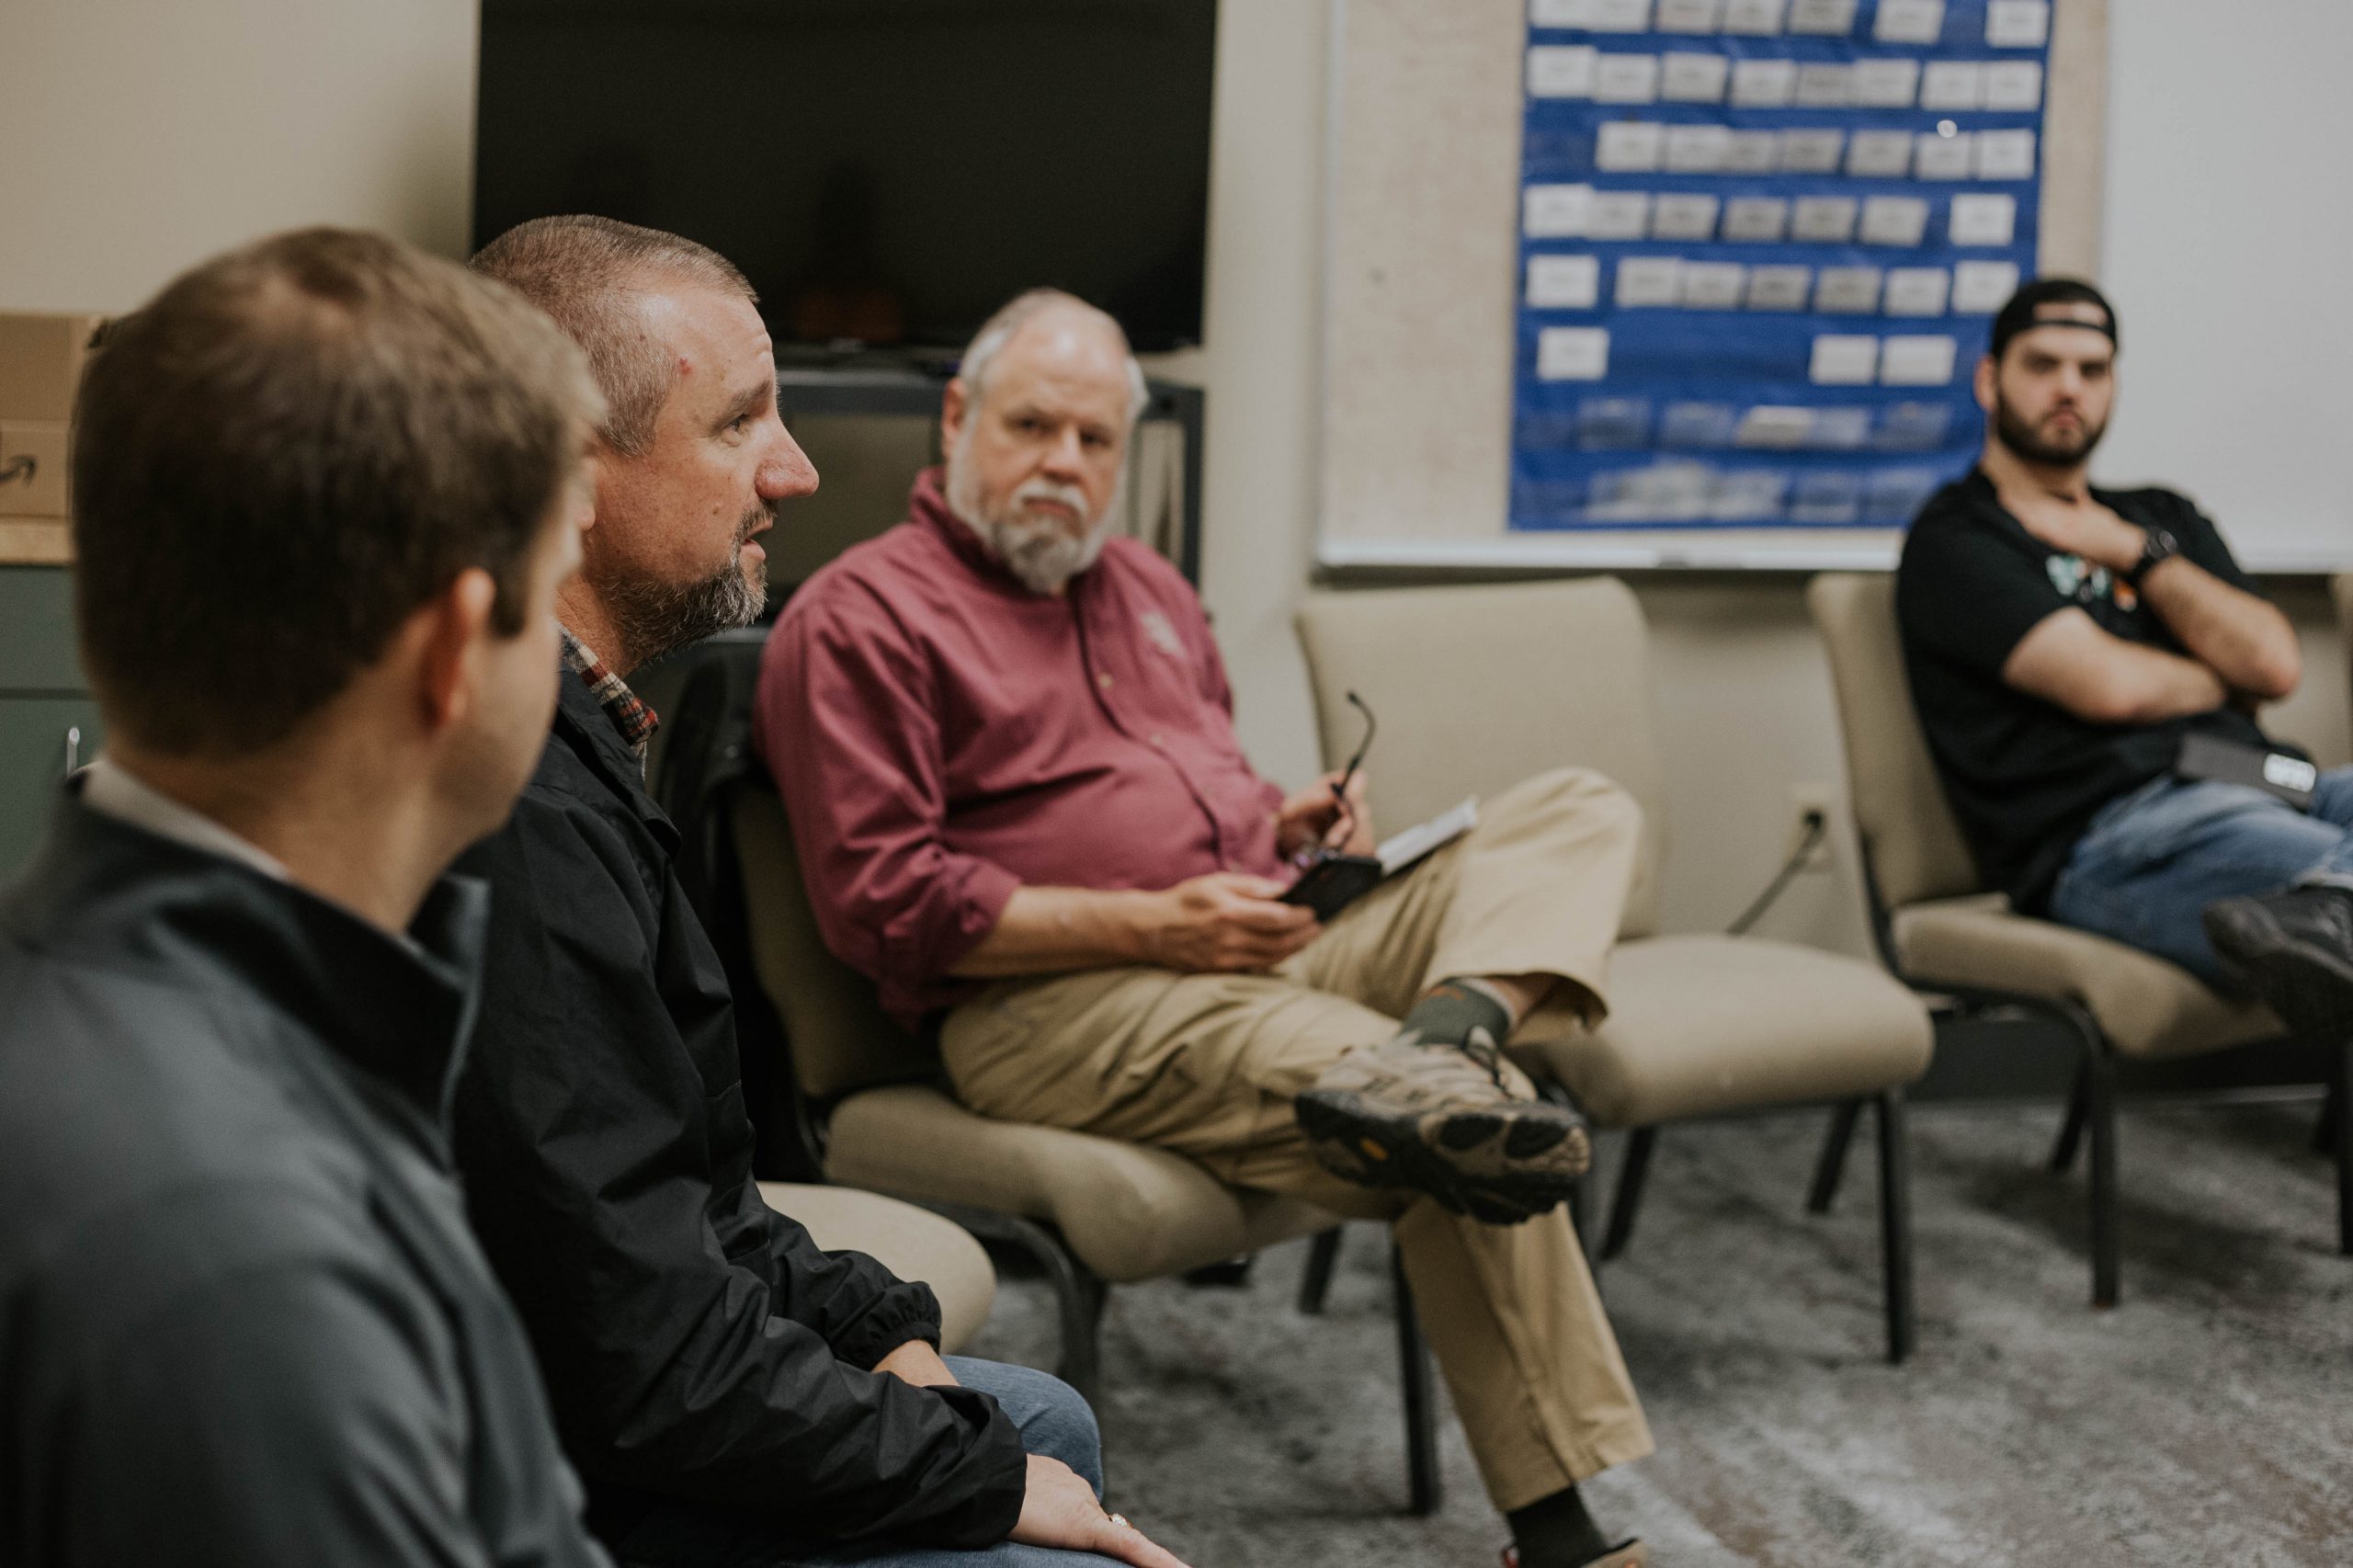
[940,290,1143,595]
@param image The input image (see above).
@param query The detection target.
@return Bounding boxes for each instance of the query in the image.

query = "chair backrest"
[1294,577,1668,938]
[1805,573,1980,910]
[732,782,939,1103]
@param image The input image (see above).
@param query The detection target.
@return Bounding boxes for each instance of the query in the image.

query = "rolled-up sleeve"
[758,583,1020,1014]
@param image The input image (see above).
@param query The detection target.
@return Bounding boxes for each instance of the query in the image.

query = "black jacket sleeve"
[452,787,1025,1548]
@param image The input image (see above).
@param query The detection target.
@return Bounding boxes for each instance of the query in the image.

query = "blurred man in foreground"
[460,217,1182,1568]
[760,289,1654,1568]
[0,229,610,1564]
[1898,278,2353,1040]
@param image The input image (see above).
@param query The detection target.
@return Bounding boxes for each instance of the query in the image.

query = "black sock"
[1394,977,1514,1051]
[1506,1484,1615,1568]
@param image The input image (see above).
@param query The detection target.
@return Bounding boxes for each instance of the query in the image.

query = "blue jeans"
[611,1358,1115,1568]
[2048,767,2353,986]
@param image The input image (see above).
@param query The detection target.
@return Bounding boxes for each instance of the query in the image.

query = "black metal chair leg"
[2335,1040,2353,1256]
[1298,1227,1344,1315]
[1597,1128,1657,1261]
[2049,1060,2090,1174]
[1808,1100,1864,1214]
[1391,1244,1441,1516]
[1873,1088,1916,1364]
[2086,1044,2120,1309]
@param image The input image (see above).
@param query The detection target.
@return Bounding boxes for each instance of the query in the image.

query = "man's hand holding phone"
[1133,872,1320,972]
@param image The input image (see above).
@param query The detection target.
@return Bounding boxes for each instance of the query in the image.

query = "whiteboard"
[1313,0,2352,573]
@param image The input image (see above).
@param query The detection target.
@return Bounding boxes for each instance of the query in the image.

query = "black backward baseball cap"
[1990,276,2119,359]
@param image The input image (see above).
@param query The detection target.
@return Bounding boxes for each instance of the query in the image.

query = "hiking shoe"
[2204,885,2353,1042]
[1295,1033,1589,1224]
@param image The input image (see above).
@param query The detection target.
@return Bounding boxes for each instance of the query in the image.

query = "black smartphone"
[1279,850,1385,922]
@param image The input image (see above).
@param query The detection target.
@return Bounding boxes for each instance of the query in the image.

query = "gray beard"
[944,441,1120,597]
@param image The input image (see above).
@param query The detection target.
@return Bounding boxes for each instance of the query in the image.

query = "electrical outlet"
[1785,784,1836,871]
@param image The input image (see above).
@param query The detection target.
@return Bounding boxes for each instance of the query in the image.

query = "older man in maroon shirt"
[756,290,1653,1568]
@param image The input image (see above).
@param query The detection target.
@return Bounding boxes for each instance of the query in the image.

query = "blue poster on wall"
[1508,0,2052,533]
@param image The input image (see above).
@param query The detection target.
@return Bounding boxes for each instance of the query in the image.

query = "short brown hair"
[73,227,603,756]
[469,215,756,456]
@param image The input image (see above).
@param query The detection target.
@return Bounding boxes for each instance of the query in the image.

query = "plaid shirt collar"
[560,630,659,762]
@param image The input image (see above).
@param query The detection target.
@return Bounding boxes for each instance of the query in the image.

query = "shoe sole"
[1293,1090,1590,1223]
[2205,901,2353,1040]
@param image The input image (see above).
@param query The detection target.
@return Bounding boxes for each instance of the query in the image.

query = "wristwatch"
[2126,526,2183,586]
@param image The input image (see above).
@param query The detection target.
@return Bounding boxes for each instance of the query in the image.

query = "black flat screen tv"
[473,0,1218,357]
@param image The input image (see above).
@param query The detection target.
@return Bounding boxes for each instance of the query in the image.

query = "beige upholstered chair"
[729,784,1449,1510]
[1295,578,1933,1361]
[756,1183,997,1353]
[1809,573,2350,1305]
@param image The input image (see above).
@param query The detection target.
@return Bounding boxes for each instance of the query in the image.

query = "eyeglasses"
[1330,690,1376,830]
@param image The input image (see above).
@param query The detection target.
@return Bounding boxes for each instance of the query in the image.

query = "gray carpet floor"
[960,1098,2353,1566]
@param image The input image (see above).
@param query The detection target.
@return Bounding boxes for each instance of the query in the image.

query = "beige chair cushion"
[1297,579,1669,939]
[1806,574,1981,910]
[756,1182,997,1353]
[824,1085,1365,1284]
[1526,934,1933,1126]
[1893,895,2280,1060]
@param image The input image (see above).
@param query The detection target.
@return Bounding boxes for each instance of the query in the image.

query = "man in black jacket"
[1,230,610,1563]
[457,216,1182,1568]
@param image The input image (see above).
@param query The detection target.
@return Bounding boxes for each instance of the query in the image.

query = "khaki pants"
[939,768,1654,1509]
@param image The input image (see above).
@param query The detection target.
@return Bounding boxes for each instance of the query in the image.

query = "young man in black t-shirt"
[1897,278,2353,1039]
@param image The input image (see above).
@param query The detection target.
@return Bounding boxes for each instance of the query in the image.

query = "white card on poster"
[1721,0,1789,34]
[1914,131,1975,179]
[1527,254,1604,309]
[1593,53,1663,103]
[1974,129,2037,180]
[1810,335,1881,384]
[1596,120,1667,171]
[1654,0,1726,31]
[1948,192,2018,246]
[1746,266,1813,310]
[1721,196,1790,242]
[1985,0,2050,48]
[1795,62,1852,107]
[1815,267,1884,313]
[1918,60,1985,110]
[1682,262,1748,309]
[1860,194,1931,246]
[1587,190,1654,239]
[1883,267,1952,315]
[1616,256,1685,308]
[1786,0,1858,36]
[1652,192,1722,240]
[1778,129,1847,174]
[1730,57,1799,107]
[1538,326,1612,381]
[1951,258,2021,312]
[1846,130,1916,178]
[1983,61,2043,110]
[1665,123,1733,171]
[1881,335,1959,384]
[1873,0,1944,45]
[1850,57,1922,108]
[1791,194,1859,243]
[1723,131,1781,171]
[1527,46,1600,97]
[1737,406,1816,448]
[1524,184,1597,238]
[1661,51,1732,101]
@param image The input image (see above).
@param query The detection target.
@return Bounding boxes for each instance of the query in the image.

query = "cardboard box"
[0,312,104,558]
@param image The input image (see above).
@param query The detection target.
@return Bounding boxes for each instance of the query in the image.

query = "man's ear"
[939,378,970,449]
[415,567,502,735]
[1972,353,1998,413]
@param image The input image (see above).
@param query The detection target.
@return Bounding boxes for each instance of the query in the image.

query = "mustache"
[733,499,777,548]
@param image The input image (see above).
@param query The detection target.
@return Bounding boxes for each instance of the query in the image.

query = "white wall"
[0,0,476,312]
[2095,0,2353,569]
